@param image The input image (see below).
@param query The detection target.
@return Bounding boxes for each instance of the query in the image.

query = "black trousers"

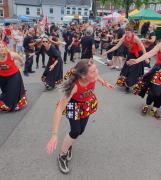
[68,117,89,139]
[146,94,161,108]
[63,44,69,63]
[36,48,45,66]
[24,53,33,73]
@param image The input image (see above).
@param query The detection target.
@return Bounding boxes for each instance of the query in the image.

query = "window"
[37,8,41,16]
[72,10,76,15]
[72,7,76,10]
[61,7,64,15]
[78,7,81,15]
[67,7,70,10]
[0,0,3,4]
[26,7,30,15]
[50,8,53,14]
[84,11,88,16]
[0,8,3,17]
[84,8,88,16]
[67,10,70,15]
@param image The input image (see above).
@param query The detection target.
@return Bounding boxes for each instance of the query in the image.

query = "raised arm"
[128,43,161,65]
[103,36,124,56]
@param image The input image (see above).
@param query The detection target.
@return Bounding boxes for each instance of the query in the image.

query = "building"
[8,0,15,17]
[0,0,9,18]
[14,0,92,23]
[42,0,66,23]
[64,0,92,21]
[15,0,42,18]
[95,0,114,16]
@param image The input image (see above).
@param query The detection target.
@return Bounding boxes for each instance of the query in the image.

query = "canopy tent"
[102,12,122,21]
[129,9,161,20]
[128,9,140,16]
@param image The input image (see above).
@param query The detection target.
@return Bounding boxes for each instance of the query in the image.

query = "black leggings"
[68,117,89,139]
[146,94,161,108]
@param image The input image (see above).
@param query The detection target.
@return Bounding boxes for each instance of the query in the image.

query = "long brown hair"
[63,59,93,97]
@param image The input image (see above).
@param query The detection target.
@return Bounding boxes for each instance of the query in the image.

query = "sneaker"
[67,146,72,161]
[42,65,46,68]
[141,105,149,115]
[57,154,70,174]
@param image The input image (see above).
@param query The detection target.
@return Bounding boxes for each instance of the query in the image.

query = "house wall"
[0,0,9,18]
[16,5,42,17]
[42,5,64,23]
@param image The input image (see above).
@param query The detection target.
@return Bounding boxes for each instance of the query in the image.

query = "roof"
[15,0,41,6]
[66,0,91,6]
[129,9,161,20]
[42,0,66,5]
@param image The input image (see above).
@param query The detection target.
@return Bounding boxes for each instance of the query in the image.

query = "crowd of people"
[0,19,160,174]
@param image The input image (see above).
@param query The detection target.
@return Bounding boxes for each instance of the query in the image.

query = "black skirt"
[0,71,27,111]
[42,56,63,87]
[120,51,144,87]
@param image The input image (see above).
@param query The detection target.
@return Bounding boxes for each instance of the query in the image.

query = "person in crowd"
[34,26,46,69]
[128,43,161,119]
[41,37,63,90]
[23,28,38,76]
[63,27,74,64]
[103,24,147,92]
[47,59,114,174]
[110,23,125,70]
[80,28,96,59]
[0,42,27,111]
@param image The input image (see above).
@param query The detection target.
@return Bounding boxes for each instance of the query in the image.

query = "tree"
[99,0,161,18]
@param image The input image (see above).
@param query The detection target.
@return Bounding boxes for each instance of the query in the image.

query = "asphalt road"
[0,53,161,180]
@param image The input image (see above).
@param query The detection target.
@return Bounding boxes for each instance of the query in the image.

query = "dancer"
[128,43,161,119]
[103,24,147,92]
[0,43,27,111]
[41,37,63,90]
[47,59,114,174]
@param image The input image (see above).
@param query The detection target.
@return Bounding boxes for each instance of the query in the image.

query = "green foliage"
[98,0,161,17]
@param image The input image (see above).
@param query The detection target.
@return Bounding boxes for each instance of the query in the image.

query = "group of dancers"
[0,21,161,174]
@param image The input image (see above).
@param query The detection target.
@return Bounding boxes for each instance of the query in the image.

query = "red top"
[72,80,96,102]
[124,33,142,58]
[0,53,19,77]
[156,51,161,64]
[4,27,11,36]
[73,39,79,47]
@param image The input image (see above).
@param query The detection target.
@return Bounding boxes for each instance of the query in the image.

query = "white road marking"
[93,55,106,65]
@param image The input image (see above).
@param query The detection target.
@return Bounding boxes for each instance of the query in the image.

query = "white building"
[14,0,92,23]
[64,0,92,21]
[15,0,42,18]
[42,0,66,23]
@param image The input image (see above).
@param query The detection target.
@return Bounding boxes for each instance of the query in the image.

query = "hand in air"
[47,135,58,155]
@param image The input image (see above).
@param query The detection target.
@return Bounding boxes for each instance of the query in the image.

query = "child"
[47,59,114,174]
